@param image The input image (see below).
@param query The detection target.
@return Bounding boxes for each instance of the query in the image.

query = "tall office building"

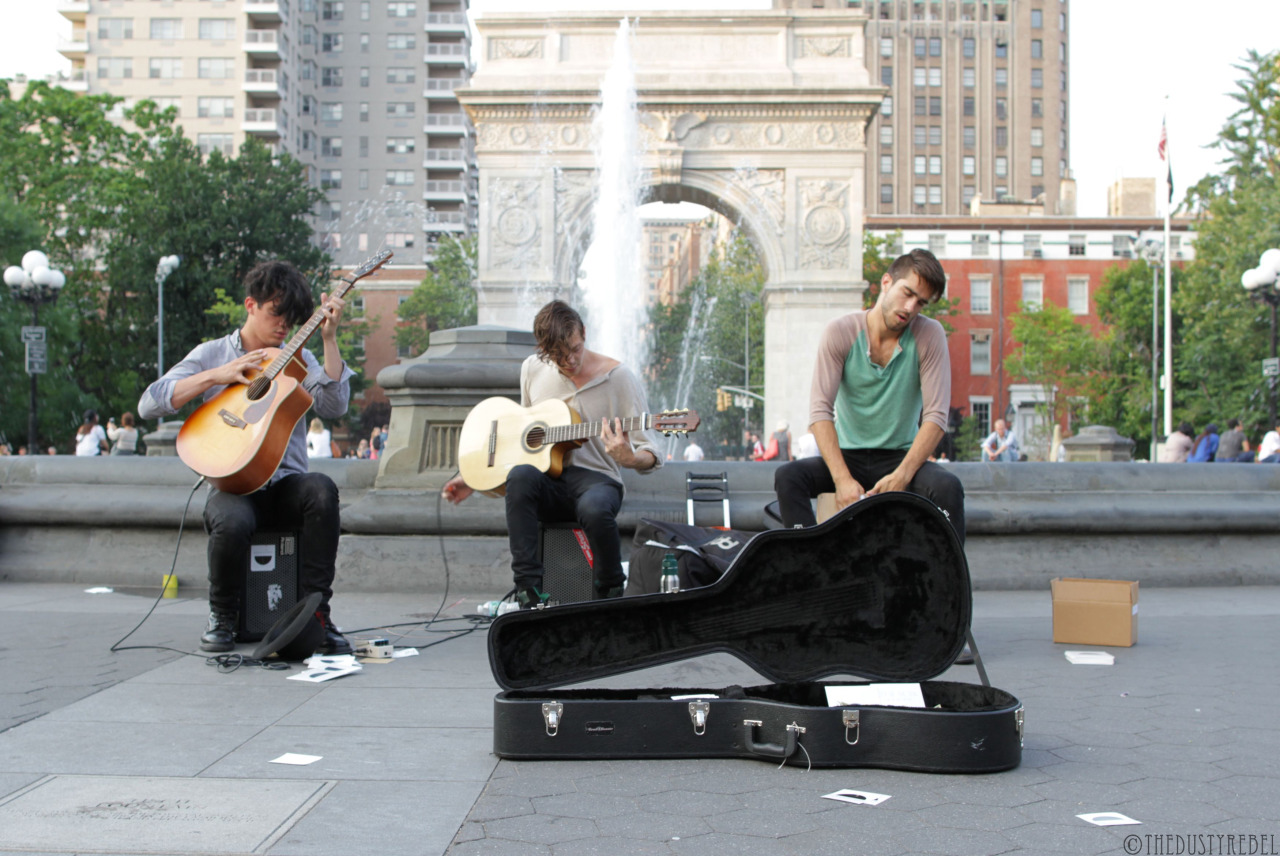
[57,0,476,268]
[775,0,1071,217]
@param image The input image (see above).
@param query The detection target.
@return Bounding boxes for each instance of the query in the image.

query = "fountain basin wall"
[2,457,1277,593]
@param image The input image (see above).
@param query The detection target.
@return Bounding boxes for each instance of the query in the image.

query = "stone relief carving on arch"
[489,177,543,270]
[490,38,544,60]
[798,179,851,270]
[797,36,850,58]
[721,167,785,238]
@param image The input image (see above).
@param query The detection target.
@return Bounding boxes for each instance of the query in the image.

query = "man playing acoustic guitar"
[443,300,663,609]
[138,260,354,655]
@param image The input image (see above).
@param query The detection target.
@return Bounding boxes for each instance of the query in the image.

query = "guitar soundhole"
[245,376,270,401]
[525,426,546,452]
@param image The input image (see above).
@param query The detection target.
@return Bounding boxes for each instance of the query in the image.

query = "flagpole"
[1162,101,1173,437]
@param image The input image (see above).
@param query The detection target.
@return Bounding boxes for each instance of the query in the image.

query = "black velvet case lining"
[489,493,971,692]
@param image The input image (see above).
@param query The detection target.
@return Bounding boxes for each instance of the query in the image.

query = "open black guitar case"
[488,492,1023,772]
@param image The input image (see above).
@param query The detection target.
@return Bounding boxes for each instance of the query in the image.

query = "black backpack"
[626,518,759,595]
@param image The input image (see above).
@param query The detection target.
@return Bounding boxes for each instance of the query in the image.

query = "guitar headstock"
[654,409,700,436]
[348,249,394,282]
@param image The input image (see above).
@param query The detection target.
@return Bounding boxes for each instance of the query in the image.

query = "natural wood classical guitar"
[176,250,392,494]
[457,397,700,497]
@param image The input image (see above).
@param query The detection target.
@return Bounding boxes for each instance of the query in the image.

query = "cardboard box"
[1051,578,1138,647]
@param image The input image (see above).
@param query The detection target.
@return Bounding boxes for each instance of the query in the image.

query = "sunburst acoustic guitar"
[457,397,700,497]
[176,249,393,494]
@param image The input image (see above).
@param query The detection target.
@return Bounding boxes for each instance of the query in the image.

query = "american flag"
[1158,118,1167,161]
[1159,116,1173,203]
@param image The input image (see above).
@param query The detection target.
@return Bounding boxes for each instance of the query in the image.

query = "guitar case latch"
[842,709,861,745]
[688,701,710,736]
[542,702,563,737]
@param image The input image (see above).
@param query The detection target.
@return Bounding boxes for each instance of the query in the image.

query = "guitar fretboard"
[543,415,652,445]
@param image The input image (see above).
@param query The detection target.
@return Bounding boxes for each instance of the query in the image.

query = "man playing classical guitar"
[138,260,354,654]
[443,300,663,609]
[773,249,965,540]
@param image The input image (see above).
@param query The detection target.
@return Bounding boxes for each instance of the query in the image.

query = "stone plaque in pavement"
[0,775,334,854]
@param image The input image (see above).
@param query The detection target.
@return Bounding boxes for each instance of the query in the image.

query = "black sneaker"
[515,586,550,610]
[199,610,237,653]
[315,612,353,656]
[596,584,624,600]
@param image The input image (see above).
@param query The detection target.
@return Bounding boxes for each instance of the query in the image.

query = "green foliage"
[394,235,478,357]
[0,83,331,447]
[646,231,765,456]
[951,414,985,463]
[1005,302,1103,456]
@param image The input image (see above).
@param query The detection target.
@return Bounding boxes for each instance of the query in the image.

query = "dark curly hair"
[532,300,585,368]
[243,260,314,326]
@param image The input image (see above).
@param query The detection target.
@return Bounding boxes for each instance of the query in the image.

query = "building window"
[913,186,927,206]
[1031,8,1043,28]
[928,234,946,256]
[386,67,415,84]
[98,18,134,40]
[929,96,941,116]
[929,37,941,56]
[914,155,926,175]
[914,37,926,58]
[929,125,942,145]
[322,33,343,51]
[321,67,343,87]
[149,58,182,79]
[881,154,893,174]
[386,232,415,248]
[321,170,342,189]
[1031,157,1044,177]
[322,1,344,20]
[385,170,414,186]
[929,155,942,175]
[1031,68,1043,89]
[1030,127,1044,147]
[880,123,893,145]
[915,96,927,116]
[1024,234,1042,258]
[963,125,975,147]
[359,170,368,189]
[993,127,1007,149]
[963,185,976,205]
[1032,98,1043,118]
[970,275,992,312]
[197,96,234,118]
[360,102,369,121]
[387,102,414,116]
[962,155,975,176]
[1067,234,1086,256]
[929,67,941,87]
[996,41,1007,59]
[971,336,992,375]
[928,185,942,205]
[360,67,369,87]
[881,183,893,204]
[1068,276,1089,315]
[995,156,1007,178]
[360,0,370,20]
[995,185,1008,199]
[880,36,893,57]
[197,134,234,157]
[1113,234,1134,258]
[150,18,182,39]
[387,1,416,17]
[996,99,1007,120]
[964,96,974,117]
[882,96,893,116]
[198,19,235,39]
[1031,39,1043,59]
[914,67,926,87]
[972,235,990,260]
[359,136,368,157]
[971,398,992,436]
[995,68,1007,89]
[197,58,234,79]
[361,33,370,52]
[914,125,927,146]
[321,102,343,121]
[962,37,974,58]
[387,33,415,50]
[1021,275,1043,309]
[321,136,343,157]
[963,67,975,88]
[387,137,416,154]
[882,66,893,86]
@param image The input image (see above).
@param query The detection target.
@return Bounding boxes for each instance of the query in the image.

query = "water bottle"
[477,600,503,617]
[660,551,680,594]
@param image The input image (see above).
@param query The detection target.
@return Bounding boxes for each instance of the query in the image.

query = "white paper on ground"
[287,665,362,683]
[1065,651,1116,665]
[1077,812,1140,826]
[84,587,114,594]
[824,684,926,708]
[303,654,360,669]
[391,648,419,658]
[269,753,322,765]
[822,790,891,806]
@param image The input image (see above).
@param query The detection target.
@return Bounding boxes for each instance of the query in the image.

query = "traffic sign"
[25,341,47,375]
[1263,357,1280,378]
[21,326,46,344]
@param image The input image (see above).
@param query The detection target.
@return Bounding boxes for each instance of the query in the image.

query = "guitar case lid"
[488,492,971,692]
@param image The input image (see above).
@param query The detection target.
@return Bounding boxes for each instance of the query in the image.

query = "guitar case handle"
[741,719,804,761]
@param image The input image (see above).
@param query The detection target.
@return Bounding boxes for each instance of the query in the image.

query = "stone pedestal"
[144,420,181,456]
[373,325,537,488]
[1062,425,1136,462]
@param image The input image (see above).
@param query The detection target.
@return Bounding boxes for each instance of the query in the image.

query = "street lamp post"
[155,255,181,379]
[1137,237,1164,459]
[4,251,66,452]
[1241,248,1280,429]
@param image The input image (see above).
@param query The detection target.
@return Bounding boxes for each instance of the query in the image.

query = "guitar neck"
[547,414,652,445]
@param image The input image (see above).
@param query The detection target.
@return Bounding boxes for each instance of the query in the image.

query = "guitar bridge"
[218,409,248,429]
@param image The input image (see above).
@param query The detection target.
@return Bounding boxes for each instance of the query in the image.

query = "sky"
[3,0,1278,217]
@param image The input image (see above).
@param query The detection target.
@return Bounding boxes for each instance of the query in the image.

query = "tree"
[1174,50,1280,439]
[646,230,765,457]
[395,235,478,357]
[1005,302,1103,458]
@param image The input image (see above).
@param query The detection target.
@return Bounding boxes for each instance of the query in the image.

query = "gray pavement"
[1,581,1278,856]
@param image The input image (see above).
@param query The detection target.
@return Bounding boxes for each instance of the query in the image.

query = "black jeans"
[774,450,965,543]
[203,472,341,615]
[504,464,625,591]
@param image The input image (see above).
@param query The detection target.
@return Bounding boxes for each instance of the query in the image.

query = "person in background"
[107,412,140,456]
[1159,422,1195,462]
[748,432,765,461]
[1216,418,1252,462]
[794,431,820,459]
[17,446,28,456]
[74,410,108,457]
[1257,419,1280,463]
[761,420,793,462]
[1188,423,1220,463]
[981,419,1020,462]
[682,438,705,462]
[355,438,370,459]
[46,446,57,455]
[307,417,333,459]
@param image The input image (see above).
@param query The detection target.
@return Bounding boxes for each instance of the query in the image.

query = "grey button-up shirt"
[138,330,354,487]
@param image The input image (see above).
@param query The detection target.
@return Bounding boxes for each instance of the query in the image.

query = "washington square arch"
[455,7,884,433]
